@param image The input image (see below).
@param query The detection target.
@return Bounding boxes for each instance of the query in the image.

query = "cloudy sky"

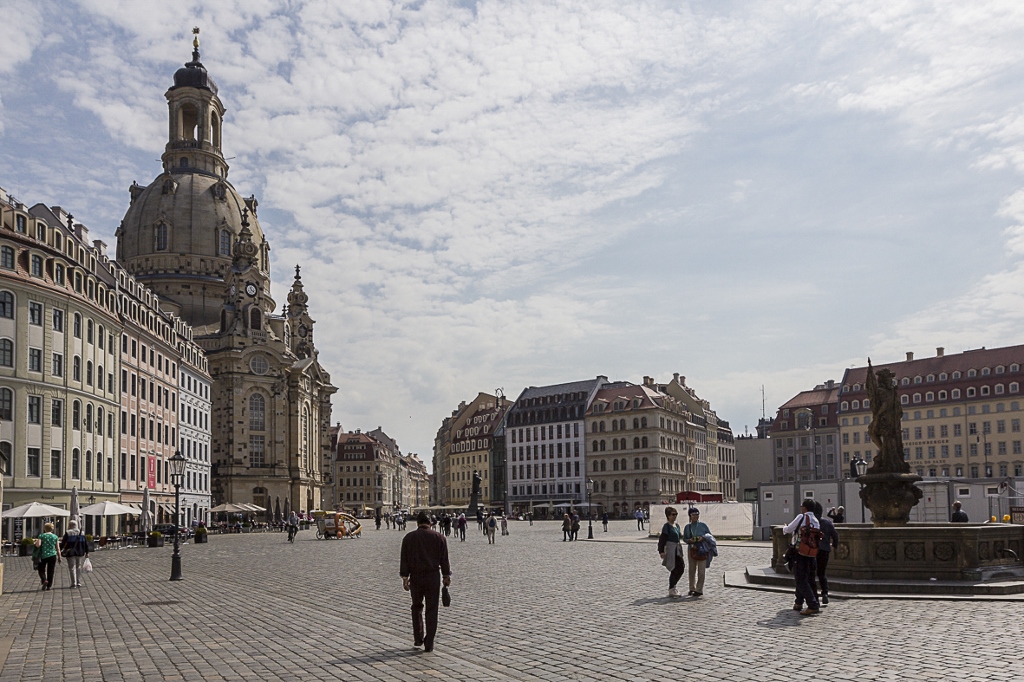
[3,1,1024,465]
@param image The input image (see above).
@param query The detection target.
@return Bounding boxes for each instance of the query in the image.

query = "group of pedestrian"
[785,499,840,616]
[657,507,716,598]
[561,512,581,541]
[33,520,91,591]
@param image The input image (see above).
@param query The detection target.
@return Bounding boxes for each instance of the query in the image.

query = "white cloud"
[7,1,1024,463]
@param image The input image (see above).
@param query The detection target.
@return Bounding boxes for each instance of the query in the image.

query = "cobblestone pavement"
[0,520,1020,681]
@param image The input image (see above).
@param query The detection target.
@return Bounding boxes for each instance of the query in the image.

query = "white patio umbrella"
[4,501,71,518]
[79,501,140,516]
[209,503,249,513]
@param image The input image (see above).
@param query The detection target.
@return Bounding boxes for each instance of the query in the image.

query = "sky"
[3,1,1024,468]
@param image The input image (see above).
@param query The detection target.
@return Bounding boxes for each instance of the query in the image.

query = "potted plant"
[193,526,208,544]
[85,534,96,552]
[19,537,34,556]
[241,522,251,533]
[147,530,164,548]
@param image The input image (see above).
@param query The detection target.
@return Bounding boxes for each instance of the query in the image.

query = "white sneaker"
[668,587,679,598]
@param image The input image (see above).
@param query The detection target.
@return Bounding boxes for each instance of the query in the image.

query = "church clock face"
[245,283,257,297]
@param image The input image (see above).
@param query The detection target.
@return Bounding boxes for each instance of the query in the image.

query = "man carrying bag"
[783,499,822,616]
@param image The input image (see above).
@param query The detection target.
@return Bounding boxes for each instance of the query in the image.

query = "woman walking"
[59,519,89,588]
[34,522,61,590]
[657,507,685,598]
[561,514,572,542]
[683,508,711,597]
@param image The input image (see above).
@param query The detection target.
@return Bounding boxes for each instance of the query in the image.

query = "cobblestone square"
[0,521,1019,681]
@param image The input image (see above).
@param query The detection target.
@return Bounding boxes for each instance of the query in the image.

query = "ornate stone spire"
[287,264,309,317]
[232,208,259,270]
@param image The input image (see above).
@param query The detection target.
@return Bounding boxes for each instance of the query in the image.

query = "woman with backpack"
[784,499,822,616]
[60,519,89,588]
[485,513,497,544]
[683,508,711,597]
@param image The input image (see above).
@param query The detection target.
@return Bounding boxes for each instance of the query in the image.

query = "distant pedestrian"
[500,514,509,536]
[635,508,645,531]
[683,508,711,597]
[485,513,497,544]
[457,514,467,542]
[812,502,839,606]
[602,512,609,533]
[827,506,846,524]
[951,501,969,523]
[34,522,61,590]
[476,508,484,532]
[785,499,822,616]
[59,519,89,588]
[375,514,382,531]
[562,514,572,541]
[528,512,533,526]
[658,506,685,598]
[571,513,581,541]
[400,511,452,653]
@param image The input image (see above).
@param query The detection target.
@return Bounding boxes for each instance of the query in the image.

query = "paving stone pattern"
[0,521,1020,681]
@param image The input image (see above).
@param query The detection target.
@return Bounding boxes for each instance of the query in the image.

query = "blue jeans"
[793,555,819,609]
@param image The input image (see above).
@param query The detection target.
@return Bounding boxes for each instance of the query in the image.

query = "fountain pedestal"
[859,472,923,527]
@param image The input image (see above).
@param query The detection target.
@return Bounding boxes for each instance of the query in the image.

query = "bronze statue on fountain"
[860,359,923,526]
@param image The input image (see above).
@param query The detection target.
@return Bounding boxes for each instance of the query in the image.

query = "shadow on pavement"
[326,648,428,665]
[755,609,806,628]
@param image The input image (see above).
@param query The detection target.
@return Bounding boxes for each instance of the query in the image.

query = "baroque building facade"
[115,37,336,515]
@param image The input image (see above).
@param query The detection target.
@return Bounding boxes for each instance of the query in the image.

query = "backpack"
[797,514,823,558]
[487,517,496,528]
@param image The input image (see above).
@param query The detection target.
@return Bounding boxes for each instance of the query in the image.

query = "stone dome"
[117,172,270,328]
[173,55,218,94]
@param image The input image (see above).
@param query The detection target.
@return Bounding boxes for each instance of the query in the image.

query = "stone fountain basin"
[772,523,1024,582]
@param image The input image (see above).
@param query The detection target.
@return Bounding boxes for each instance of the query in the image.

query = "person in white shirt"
[784,499,821,615]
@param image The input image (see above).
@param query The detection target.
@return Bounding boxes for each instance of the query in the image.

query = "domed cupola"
[116,29,274,330]
[162,28,229,179]
[172,29,218,94]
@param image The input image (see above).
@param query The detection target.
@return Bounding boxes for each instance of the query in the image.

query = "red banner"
[147,455,157,489]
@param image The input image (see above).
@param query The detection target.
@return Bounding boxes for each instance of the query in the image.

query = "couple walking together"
[658,506,715,598]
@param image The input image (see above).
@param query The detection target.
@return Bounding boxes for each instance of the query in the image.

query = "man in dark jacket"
[400,511,452,652]
[951,501,969,522]
[812,502,840,605]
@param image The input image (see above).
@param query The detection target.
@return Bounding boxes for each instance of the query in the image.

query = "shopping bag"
[82,557,93,573]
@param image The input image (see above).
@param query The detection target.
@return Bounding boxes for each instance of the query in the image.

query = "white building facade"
[177,319,212,526]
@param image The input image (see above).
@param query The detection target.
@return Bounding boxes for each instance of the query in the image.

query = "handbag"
[441,586,451,608]
[31,544,41,570]
[82,557,93,574]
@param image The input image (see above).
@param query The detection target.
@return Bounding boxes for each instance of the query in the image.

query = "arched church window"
[249,354,268,375]
[155,224,168,251]
[249,394,265,431]
[249,308,261,330]
[219,230,231,256]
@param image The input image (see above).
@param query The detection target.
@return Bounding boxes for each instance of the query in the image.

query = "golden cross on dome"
[192,27,200,49]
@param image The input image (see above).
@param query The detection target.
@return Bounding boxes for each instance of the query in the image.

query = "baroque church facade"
[115,34,337,515]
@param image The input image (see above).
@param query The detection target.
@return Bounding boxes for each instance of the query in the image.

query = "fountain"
[754,360,1024,594]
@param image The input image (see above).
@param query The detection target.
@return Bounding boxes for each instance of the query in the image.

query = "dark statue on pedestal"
[467,471,482,518]
[861,359,923,526]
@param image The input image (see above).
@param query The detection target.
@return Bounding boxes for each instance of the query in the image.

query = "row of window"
[1,234,116,312]
[511,482,583,496]
[842,365,1023,395]
[509,461,583,480]
[510,423,581,443]
[121,334,177,378]
[0,442,111,482]
[509,443,581,461]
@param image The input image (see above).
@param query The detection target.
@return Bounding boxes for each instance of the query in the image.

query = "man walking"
[635,507,645,531]
[400,511,452,653]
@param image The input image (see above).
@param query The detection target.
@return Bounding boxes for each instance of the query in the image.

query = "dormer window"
[953,371,962,379]
[926,374,935,382]
[982,367,991,376]
[939,372,948,381]
[914,376,922,384]
[996,365,1005,374]
[901,377,910,386]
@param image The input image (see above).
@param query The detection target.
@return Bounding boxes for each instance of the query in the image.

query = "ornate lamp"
[169,451,187,581]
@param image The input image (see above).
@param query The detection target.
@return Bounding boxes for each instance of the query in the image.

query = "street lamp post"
[586,479,594,539]
[169,451,186,581]
[853,456,869,523]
